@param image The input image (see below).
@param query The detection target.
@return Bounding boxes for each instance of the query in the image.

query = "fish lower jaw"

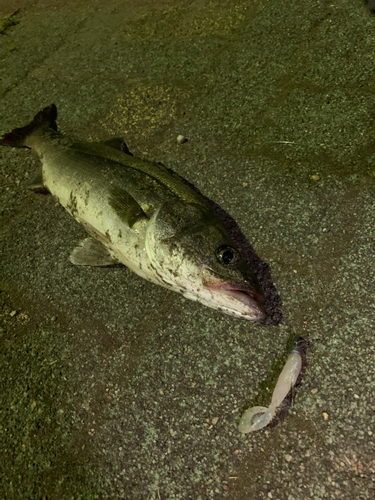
[178,287,266,322]
[208,288,266,322]
[224,303,266,322]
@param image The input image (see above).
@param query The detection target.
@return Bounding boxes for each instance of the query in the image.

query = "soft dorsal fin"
[70,140,207,208]
[99,137,133,156]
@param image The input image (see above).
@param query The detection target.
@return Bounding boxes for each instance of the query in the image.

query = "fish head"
[145,200,266,322]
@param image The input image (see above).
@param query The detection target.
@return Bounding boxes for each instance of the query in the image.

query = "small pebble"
[311,388,318,394]
[285,454,293,462]
[354,394,359,399]
[10,310,17,317]
[177,135,187,144]
[323,412,329,420]
[268,493,273,499]
[311,174,320,181]
[212,417,219,425]
[51,316,57,322]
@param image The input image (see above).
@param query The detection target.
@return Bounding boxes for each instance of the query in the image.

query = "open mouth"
[223,289,266,320]
[205,281,266,321]
[225,285,264,304]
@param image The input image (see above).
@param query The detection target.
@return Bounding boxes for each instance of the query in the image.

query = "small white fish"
[238,338,303,433]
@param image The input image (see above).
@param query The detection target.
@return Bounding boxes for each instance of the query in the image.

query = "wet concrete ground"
[1,1,375,499]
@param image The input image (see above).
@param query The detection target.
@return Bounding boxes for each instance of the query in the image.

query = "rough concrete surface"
[1,0,375,499]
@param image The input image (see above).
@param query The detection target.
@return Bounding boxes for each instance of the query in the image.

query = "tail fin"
[0,104,57,148]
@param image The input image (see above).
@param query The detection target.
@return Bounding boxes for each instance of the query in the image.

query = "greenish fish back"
[70,141,207,208]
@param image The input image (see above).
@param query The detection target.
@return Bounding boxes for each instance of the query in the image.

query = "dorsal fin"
[99,137,133,156]
[70,141,207,208]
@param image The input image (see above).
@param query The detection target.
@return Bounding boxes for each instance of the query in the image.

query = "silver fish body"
[1,105,266,322]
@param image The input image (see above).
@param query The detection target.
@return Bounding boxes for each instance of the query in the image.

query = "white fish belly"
[42,158,161,284]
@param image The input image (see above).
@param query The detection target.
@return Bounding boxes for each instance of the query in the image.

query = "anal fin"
[70,237,120,266]
[26,172,50,194]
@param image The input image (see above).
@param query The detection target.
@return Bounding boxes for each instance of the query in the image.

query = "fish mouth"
[222,287,266,322]
[204,280,266,322]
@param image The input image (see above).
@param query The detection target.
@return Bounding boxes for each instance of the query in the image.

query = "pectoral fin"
[108,186,148,228]
[70,237,119,266]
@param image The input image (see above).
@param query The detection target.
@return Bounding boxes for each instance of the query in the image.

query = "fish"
[0,104,266,322]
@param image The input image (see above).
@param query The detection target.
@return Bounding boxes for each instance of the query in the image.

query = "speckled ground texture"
[1,0,375,499]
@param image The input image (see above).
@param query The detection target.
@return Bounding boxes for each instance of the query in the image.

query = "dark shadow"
[365,0,375,14]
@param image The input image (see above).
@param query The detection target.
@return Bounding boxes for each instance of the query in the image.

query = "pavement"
[1,1,375,499]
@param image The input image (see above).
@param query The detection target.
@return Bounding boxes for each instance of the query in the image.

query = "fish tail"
[0,104,58,148]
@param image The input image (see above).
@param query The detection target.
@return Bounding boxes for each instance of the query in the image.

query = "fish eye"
[216,246,237,265]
